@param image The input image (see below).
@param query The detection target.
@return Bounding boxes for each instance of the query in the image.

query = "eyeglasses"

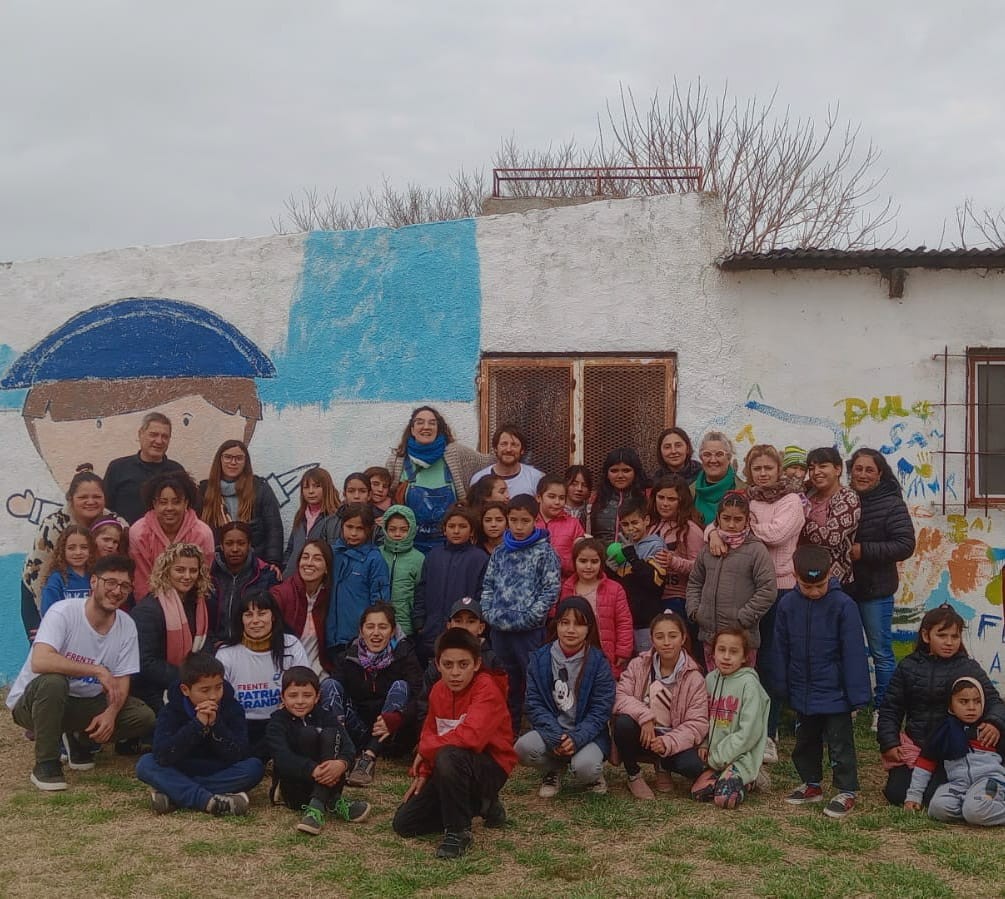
[701,451,728,461]
[97,576,133,594]
[221,454,246,464]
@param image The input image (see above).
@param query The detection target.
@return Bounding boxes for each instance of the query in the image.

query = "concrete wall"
[1,193,1002,688]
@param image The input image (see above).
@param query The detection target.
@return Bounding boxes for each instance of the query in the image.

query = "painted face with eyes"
[31,395,250,490]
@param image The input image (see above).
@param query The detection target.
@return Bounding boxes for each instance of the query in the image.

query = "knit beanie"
[782,445,807,469]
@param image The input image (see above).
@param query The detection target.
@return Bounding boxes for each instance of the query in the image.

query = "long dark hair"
[546,597,602,696]
[654,427,695,474]
[202,440,256,528]
[849,447,900,493]
[299,539,333,592]
[592,447,648,533]
[231,590,289,671]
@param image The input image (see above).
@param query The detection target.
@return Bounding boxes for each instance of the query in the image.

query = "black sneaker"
[435,829,473,859]
[62,732,95,771]
[150,791,175,814]
[31,761,68,791]
[328,797,371,823]
[483,798,507,828]
[206,792,250,816]
[297,805,325,835]
[114,738,145,756]
[345,754,376,787]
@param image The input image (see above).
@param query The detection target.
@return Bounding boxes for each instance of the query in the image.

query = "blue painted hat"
[0,298,275,387]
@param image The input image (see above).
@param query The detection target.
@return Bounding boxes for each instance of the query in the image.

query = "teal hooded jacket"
[379,505,426,636]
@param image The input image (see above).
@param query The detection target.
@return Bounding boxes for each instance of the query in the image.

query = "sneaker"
[435,829,473,860]
[150,791,175,814]
[30,761,67,792]
[785,783,824,805]
[627,773,655,800]
[297,805,325,835]
[654,768,674,793]
[870,711,879,732]
[589,774,608,795]
[754,766,772,792]
[62,732,95,771]
[345,754,376,787]
[268,780,283,806]
[115,738,144,756]
[823,792,856,819]
[206,792,250,816]
[328,797,371,823]
[482,798,507,828]
[762,736,779,765]
[538,770,561,799]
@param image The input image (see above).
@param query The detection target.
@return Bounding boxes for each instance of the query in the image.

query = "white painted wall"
[1,194,1002,686]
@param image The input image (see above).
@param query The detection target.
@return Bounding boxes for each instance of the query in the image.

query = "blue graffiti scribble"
[742,401,844,445]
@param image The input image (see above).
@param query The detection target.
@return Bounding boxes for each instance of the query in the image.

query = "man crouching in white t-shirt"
[7,555,156,791]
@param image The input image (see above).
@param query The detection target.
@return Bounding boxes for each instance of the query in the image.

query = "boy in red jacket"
[392,628,516,859]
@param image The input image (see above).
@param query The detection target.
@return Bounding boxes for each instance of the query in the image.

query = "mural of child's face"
[31,395,249,492]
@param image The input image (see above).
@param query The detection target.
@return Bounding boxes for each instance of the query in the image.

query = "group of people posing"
[8,405,1005,860]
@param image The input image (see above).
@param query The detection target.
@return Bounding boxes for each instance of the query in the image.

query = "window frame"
[966,348,1005,505]
[477,353,677,467]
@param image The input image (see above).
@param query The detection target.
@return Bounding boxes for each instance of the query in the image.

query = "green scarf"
[693,468,737,526]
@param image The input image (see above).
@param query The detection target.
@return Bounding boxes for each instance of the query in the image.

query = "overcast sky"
[2,1,1002,261]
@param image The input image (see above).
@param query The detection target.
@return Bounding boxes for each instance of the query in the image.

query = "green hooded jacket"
[379,504,426,635]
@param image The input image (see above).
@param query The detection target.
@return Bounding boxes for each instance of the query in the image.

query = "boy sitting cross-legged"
[266,666,371,835]
[393,628,516,859]
[135,652,264,816]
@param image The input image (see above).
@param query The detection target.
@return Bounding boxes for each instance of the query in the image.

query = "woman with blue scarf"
[385,406,491,554]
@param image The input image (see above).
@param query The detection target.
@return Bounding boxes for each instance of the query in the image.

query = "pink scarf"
[156,587,208,667]
[716,527,749,549]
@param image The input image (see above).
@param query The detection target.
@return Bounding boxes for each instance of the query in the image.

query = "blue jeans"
[857,596,894,707]
[135,754,264,811]
[321,678,409,756]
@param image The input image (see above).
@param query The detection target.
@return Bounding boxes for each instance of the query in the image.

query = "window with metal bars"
[478,355,676,479]
[968,348,1005,503]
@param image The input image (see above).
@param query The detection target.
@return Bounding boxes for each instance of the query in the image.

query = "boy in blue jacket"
[481,495,561,732]
[773,545,871,819]
[135,652,264,815]
[413,505,489,665]
[325,503,391,661]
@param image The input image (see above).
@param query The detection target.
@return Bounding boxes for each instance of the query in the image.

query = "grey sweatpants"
[928,776,1005,826]
[514,730,605,785]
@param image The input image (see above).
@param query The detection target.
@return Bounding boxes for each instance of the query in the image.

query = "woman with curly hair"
[130,543,213,712]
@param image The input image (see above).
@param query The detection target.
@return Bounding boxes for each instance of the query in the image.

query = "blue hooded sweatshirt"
[324,538,390,651]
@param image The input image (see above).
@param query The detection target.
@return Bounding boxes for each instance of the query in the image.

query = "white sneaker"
[589,774,608,795]
[870,711,879,732]
[762,736,778,765]
[538,770,561,799]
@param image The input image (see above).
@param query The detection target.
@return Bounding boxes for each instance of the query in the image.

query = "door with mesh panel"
[479,358,574,478]
[582,359,674,480]
[479,355,675,480]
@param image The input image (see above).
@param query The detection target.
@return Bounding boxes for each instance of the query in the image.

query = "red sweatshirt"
[418,669,517,777]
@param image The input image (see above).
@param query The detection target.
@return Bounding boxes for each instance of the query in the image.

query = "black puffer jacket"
[847,479,915,602]
[877,648,1005,752]
[334,636,424,730]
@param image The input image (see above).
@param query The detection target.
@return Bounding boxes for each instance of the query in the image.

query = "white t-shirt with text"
[216,634,310,720]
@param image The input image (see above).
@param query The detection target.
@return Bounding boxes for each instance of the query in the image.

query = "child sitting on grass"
[266,666,370,835]
[613,610,708,800]
[393,628,516,859]
[691,628,768,810]
[773,545,871,819]
[135,652,264,816]
[904,676,1005,826]
[515,597,616,798]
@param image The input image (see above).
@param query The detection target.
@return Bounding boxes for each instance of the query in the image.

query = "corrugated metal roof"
[719,247,1005,271]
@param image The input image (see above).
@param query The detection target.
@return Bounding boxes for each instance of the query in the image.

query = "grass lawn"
[0,709,1002,899]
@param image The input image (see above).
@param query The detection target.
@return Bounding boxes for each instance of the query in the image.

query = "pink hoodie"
[614,648,709,757]
[537,511,585,579]
[748,493,805,589]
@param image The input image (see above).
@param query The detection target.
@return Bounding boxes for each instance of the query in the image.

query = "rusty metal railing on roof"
[490,166,704,198]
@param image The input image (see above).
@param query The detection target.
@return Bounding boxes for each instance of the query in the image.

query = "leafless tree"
[946,197,1005,249]
[274,80,899,253]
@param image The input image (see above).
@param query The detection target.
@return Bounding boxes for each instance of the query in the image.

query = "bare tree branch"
[274,80,900,253]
